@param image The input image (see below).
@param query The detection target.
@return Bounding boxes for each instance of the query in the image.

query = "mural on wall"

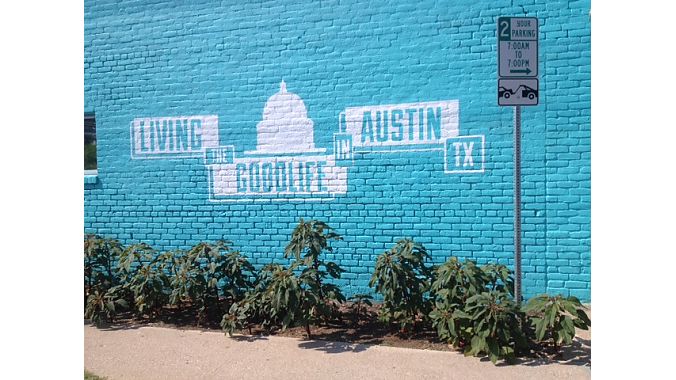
[334,100,485,174]
[205,81,348,202]
[128,81,486,201]
[130,115,219,159]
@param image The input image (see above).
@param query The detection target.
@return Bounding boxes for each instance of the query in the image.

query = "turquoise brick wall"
[84,0,591,301]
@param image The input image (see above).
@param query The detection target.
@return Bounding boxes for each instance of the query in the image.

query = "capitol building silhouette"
[247,80,326,155]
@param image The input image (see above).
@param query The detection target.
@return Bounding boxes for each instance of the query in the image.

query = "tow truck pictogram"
[499,85,538,100]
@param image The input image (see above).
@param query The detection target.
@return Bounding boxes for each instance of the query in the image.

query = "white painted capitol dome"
[252,80,325,154]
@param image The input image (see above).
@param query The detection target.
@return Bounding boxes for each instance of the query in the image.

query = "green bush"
[222,263,282,335]
[84,235,125,325]
[431,257,484,305]
[429,258,515,348]
[428,256,591,364]
[429,258,481,347]
[84,288,129,326]
[284,219,346,336]
[84,234,122,295]
[429,257,521,363]
[369,239,432,333]
[117,243,171,317]
[523,294,591,351]
[84,235,257,327]
[481,263,515,296]
[222,219,346,338]
[459,291,529,364]
[431,259,514,305]
[222,261,327,337]
[266,263,306,331]
[168,241,254,323]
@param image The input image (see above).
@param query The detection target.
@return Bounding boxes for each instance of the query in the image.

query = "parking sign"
[498,17,539,107]
[498,17,538,77]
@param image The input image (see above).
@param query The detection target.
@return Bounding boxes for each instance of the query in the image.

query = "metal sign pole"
[498,16,537,305]
[514,105,522,305]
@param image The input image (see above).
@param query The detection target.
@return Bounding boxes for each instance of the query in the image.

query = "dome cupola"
[254,80,321,154]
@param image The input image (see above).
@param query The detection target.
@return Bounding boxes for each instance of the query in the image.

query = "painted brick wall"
[84,0,591,301]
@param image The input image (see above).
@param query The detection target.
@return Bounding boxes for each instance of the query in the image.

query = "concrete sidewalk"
[85,324,590,380]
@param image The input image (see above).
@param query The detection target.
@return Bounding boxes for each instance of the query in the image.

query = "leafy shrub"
[117,243,171,317]
[266,263,306,331]
[431,257,484,305]
[284,219,341,266]
[222,263,281,335]
[84,288,129,326]
[284,219,345,306]
[429,258,515,347]
[458,291,529,364]
[220,249,256,300]
[168,241,254,323]
[428,257,535,363]
[369,239,432,332]
[284,219,346,334]
[84,234,122,295]
[298,264,347,336]
[84,235,125,325]
[429,301,463,346]
[431,259,513,304]
[480,263,515,296]
[222,219,346,338]
[428,256,593,364]
[523,294,591,351]
[222,262,321,337]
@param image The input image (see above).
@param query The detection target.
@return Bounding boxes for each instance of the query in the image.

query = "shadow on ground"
[297,339,373,354]
[294,321,590,367]
[85,320,143,331]
[289,323,384,353]
[552,337,591,366]
[288,319,435,354]
[490,337,591,367]
[228,335,269,342]
[85,306,223,332]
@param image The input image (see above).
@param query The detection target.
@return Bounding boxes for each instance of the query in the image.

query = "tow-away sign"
[498,17,538,77]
